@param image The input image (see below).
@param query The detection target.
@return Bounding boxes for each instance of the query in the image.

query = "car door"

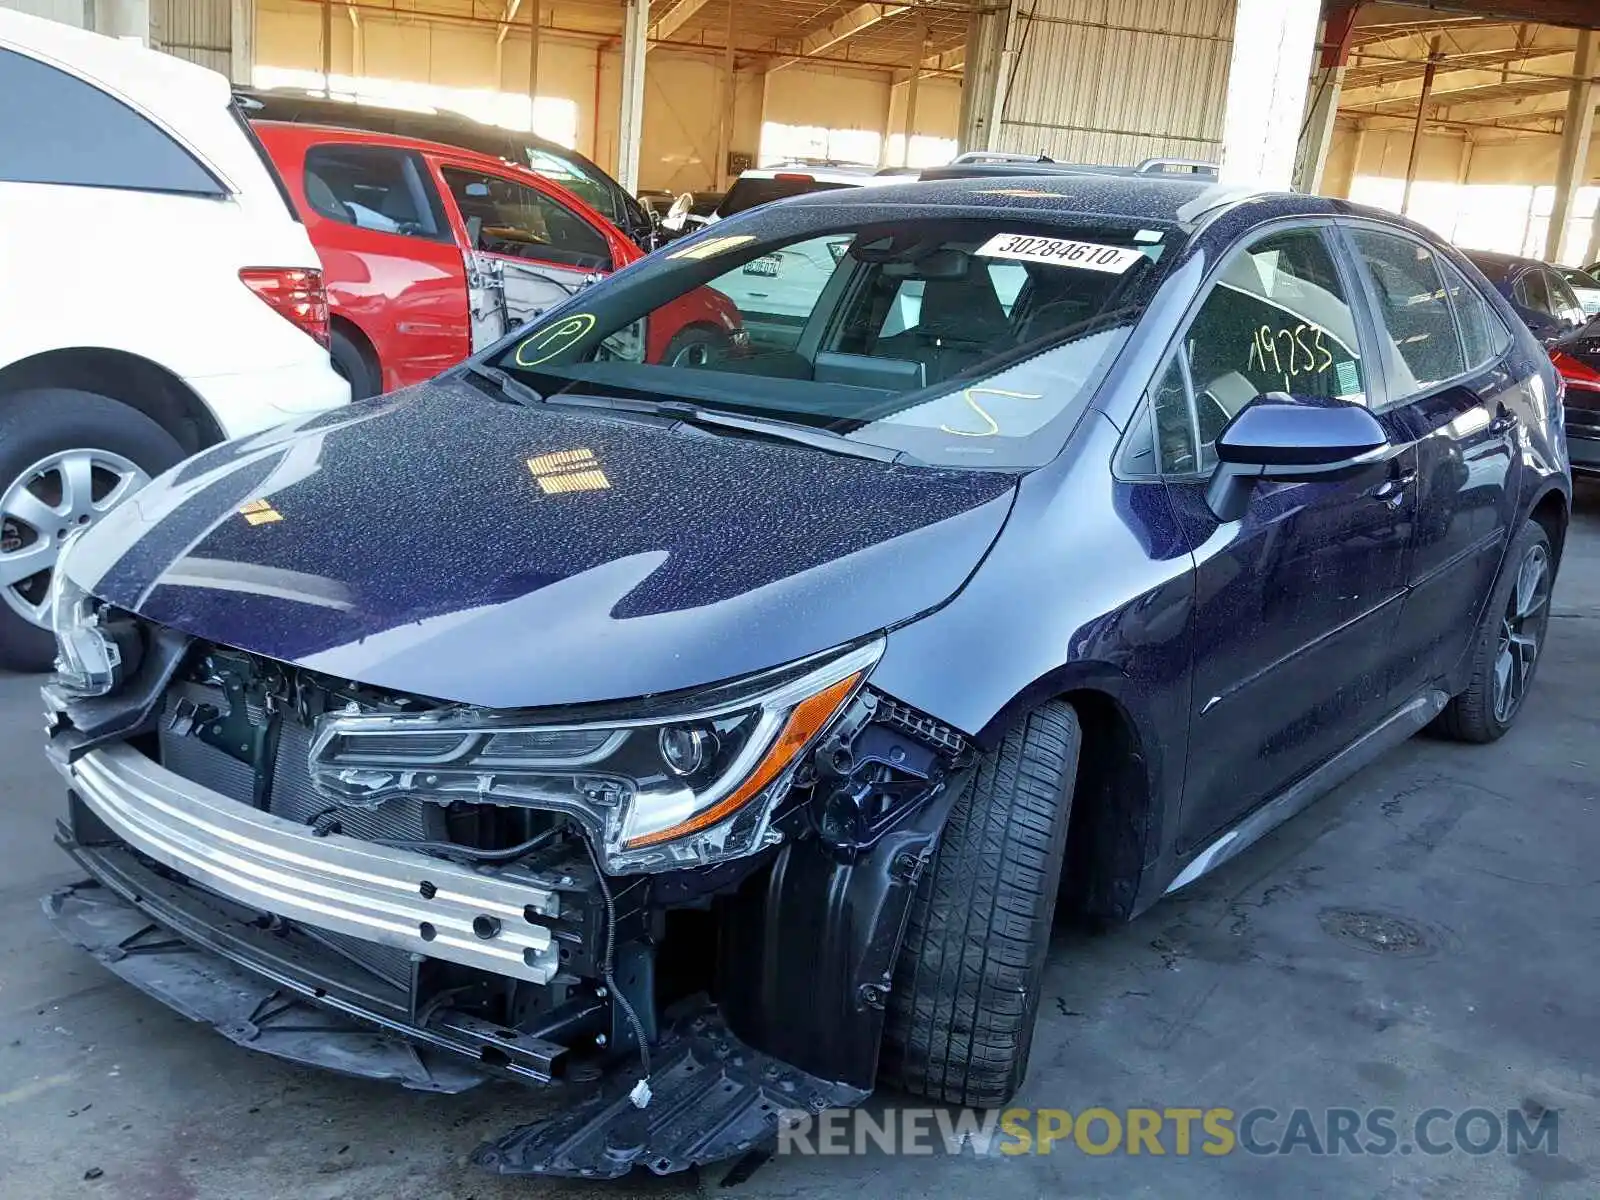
[1152,223,1419,850]
[1341,226,1521,699]
[295,141,470,390]
[433,160,620,349]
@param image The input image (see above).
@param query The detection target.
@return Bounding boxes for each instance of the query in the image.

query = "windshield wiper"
[461,361,544,407]
[533,391,914,464]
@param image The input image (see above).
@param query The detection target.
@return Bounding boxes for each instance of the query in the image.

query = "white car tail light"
[239,267,331,348]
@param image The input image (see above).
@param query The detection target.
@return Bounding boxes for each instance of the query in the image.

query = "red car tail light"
[1550,348,1600,409]
[239,267,331,348]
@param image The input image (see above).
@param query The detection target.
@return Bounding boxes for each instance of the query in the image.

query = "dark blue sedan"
[42,175,1572,1179]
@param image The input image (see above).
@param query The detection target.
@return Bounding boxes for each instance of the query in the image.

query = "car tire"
[0,389,183,673]
[880,700,1081,1107]
[329,328,380,400]
[1433,518,1554,744]
[662,326,731,369]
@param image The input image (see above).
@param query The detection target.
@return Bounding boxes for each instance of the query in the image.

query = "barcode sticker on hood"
[975,233,1144,274]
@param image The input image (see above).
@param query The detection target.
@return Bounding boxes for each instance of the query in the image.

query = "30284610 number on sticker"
[975,233,1145,274]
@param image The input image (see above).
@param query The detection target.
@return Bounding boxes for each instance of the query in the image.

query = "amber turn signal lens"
[622,672,862,850]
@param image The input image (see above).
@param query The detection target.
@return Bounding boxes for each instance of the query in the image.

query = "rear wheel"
[329,328,380,400]
[880,701,1081,1107]
[0,389,183,672]
[1434,519,1553,743]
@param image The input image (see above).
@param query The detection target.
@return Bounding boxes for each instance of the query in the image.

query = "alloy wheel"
[0,449,148,628]
[671,339,715,368]
[1492,541,1550,725]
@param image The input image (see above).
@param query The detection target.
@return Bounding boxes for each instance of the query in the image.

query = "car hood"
[68,380,1018,709]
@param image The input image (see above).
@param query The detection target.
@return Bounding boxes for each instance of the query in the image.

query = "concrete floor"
[2,484,1597,1200]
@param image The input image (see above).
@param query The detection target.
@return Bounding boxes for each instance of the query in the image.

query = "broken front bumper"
[60,744,562,983]
[44,741,888,1177]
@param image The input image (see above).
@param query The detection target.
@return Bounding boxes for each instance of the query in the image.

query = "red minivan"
[254,122,742,397]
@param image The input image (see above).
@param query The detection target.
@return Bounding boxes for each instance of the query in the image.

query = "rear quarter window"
[0,48,224,195]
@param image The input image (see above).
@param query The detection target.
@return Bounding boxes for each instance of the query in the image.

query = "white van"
[0,11,349,669]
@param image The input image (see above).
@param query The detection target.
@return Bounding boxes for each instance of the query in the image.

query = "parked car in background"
[44,175,1568,1179]
[254,122,743,397]
[238,87,655,250]
[0,11,347,672]
[1550,324,1600,476]
[1462,249,1588,342]
[660,165,917,345]
[1555,265,1600,317]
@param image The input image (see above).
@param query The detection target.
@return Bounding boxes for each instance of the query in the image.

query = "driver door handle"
[1373,470,1416,506]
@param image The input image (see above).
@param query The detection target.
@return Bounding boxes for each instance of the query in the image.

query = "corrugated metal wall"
[996,0,1234,166]
[150,0,230,75]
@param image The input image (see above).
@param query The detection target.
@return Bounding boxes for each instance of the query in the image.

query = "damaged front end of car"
[42,606,974,1179]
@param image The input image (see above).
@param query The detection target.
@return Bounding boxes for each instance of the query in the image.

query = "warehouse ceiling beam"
[647,0,713,49]
[768,3,912,74]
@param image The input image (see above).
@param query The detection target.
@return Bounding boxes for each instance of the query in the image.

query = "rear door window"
[0,47,223,195]
[1348,228,1467,397]
[1513,269,1553,316]
[303,145,449,240]
[1439,259,1510,370]
[441,166,612,271]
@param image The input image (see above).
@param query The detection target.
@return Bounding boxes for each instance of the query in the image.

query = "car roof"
[736,165,899,186]
[1462,249,1545,281]
[776,170,1272,229]
[255,120,527,173]
[238,88,570,155]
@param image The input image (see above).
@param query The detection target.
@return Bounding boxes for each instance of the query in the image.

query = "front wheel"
[0,389,183,672]
[1433,518,1554,743]
[880,701,1081,1107]
[662,326,732,369]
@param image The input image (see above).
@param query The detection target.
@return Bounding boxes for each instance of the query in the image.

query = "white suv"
[0,12,349,670]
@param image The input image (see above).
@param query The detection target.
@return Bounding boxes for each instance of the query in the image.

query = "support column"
[1219,0,1320,189]
[1294,1,1358,194]
[617,0,649,194]
[320,0,332,96]
[714,0,735,188]
[956,0,1013,153]
[1546,29,1596,264]
[1401,37,1443,217]
[527,0,541,131]
[229,0,253,85]
[901,26,927,167]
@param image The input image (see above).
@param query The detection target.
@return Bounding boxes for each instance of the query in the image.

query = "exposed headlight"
[48,529,122,699]
[307,640,881,873]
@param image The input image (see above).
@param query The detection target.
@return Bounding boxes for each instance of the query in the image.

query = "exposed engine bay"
[44,620,971,1178]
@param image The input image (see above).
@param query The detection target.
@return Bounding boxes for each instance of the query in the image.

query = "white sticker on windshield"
[975,233,1144,274]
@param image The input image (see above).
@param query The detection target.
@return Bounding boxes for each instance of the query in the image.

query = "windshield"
[520,147,620,224]
[716,177,859,218]
[489,211,1177,468]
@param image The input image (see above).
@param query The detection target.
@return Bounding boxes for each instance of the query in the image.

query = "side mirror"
[1205,394,1389,521]
[661,191,695,233]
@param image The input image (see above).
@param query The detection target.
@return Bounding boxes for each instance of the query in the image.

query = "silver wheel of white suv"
[1,449,149,628]
[0,388,184,673]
